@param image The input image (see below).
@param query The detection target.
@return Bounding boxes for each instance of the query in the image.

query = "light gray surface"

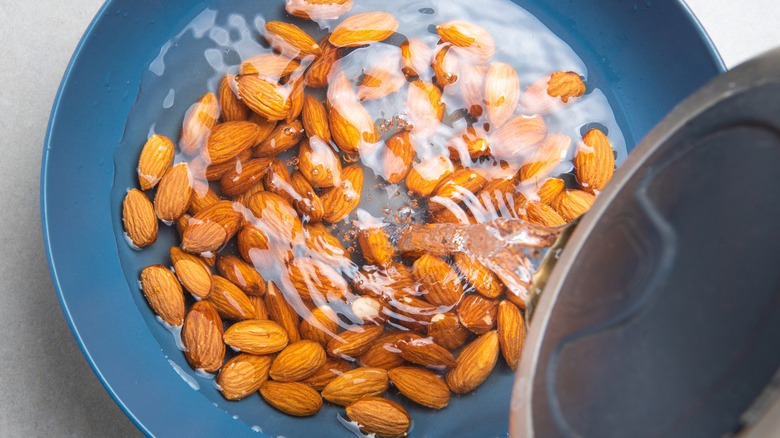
[0,0,778,436]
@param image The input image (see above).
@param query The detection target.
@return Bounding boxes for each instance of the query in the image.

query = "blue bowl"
[41,0,724,436]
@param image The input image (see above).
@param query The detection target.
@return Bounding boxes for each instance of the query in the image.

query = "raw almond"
[574,128,615,193]
[327,71,379,155]
[216,354,272,400]
[301,95,331,143]
[321,367,389,406]
[219,157,273,197]
[429,206,475,225]
[436,20,495,64]
[203,149,252,181]
[382,130,415,184]
[358,226,394,266]
[388,366,450,409]
[358,332,410,370]
[406,155,454,197]
[181,200,243,253]
[551,189,596,222]
[122,189,158,248]
[454,253,505,299]
[460,63,487,117]
[447,126,489,161]
[255,120,305,158]
[269,340,328,382]
[352,263,415,300]
[329,12,398,47]
[305,38,340,88]
[321,164,363,223]
[427,312,470,350]
[429,168,488,212]
[189,188,222,214]
[180,92,219,155]
[263,159,298,206]
[250,295,269,320]
[490,115,548,163]
[327,324,384,360]
[207,275,256,321]
[397,336,456,368]
[235,75,292,121]
[497,300,525,370]
[477,177,523,214]
[304,223,351,267]
[385,294,440,332]
[137,134,175,190]
[518,133,572,183]
[171,246,213,299]
[181,300,225,373]
[445,330,499,393]
[485,62,520,128]
[457,294,499,334]
[525,200,566,227]
[400,38,433,78]
[217,253,267,296]
[290,172,325,223]
[240,53,301,80]
[407,79,445,137]
[358,57,406,101]
[246,191,304,245]
[154,163,194,222]
[520,71,586,115]
[265,21,322,59]
[265,281,302,343]
[223,319,289,355]
[237,223,270,264]
[537,177,566,205]
[219,74,249,122]
[286,256,349,301]
[299,137,342,189]
[431,44,460,89]
[300,305,340,346]
[346,397,411,438]
[260,381,322,417]
[286,0,353,21]
[140,265,185,326]
[302,357,352,390]
[206,121,263,165]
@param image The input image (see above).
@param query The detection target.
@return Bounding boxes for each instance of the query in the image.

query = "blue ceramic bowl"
[41,0,724,436]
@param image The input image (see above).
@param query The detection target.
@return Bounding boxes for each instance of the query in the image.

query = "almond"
[182,301,225,373]
[171,246,213,299]
[321,367,389,406]
[246,192,304,244]
[269,340,328,382]
[497,300,525,370]
[460,63,488,117]
[351,296,389,325]
[250,114,280,146]
[574,128,615,193]
[477,177,524,214]
[346,397,411,438]
[490,115,548,162]
[400,38,433,78]
[305,38,340,88]
[520,71,586,115]
[260,381,322,417]
[299,137,342,189]
[290,77,307,124]
[358,332,410,370]
[406,155,454,197]
[255,120,305,158]
[436,20,495,64]
[397,336,456,368]
[329,12,398,47]
[219,157,273,197]
[382,130,415,184]
[352,263,415,300]
[321,164,363,223]
[302,357,352,390]
[300,306,340,346]
[216,354,272,400]
[265,281,302,343]
[140,265,185,326]
[286,256,349,301]
[431,45,460,89]
[386,294,440,332]
[301,95,331,143]
[250,295,269,320]
[137,134,175,190]
[388,366,450,409]
[203,149,252,181]
[240,53,301,80]
[154,163,194,222]
[176,214,191,239]
[265,21,322,59]
[429,168,488,212]
[525,200,566,227]
[263,158,298,206]
[181,92,219,155]
[358,226,394,266]
[122,189,158,248]
[304,223,351,267]
[327,324,384,360]
[327,71,379,155]
[427,312,470,350]
[406,79,445,137]
[235,75,291,121]
[206,121,263,166]
[290,172,325,223]
[189,187,222,214]
[453,253,505,299]
[518,133,572,183]
[457,294,499,334]
[286,0,353,21]
[429,206,476,225]
[446,330,499,393]
[218,74,249,122]
[551,189,596,222]
[485,62,520,128]
[207,275,256,321]
[181,200,243,253]
[358,57,406,101]
[447,126,489,161]
[223,319,289,355]
[237,224,270,264]
[537,177,566,205]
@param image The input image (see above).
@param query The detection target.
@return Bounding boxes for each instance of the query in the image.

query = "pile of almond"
[121,0,616,436]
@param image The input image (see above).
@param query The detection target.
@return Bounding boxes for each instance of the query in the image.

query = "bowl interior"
[42,0,723,436]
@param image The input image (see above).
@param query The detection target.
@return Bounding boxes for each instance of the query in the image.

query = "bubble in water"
[382,205,392,215]
[344,230,357,242]
[410,199,420,209]
[395,206,413,224]
[343,154,359,163]
[347,246,356,254]
[283,127,295,136]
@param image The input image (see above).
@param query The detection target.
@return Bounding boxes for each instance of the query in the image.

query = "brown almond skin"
[358,227,395,266]
[189,188,222,215]
[223,319,289,355]
[206,121,263,165]
[327,324,384,360]
[329,12,398,47]
[397,336,457,368]
[552,189,596,222]
[236,75,292,121]
[172,251,213,299]
[457,294,499,335]
[122,189,158,248]
[447,126,489,161]
[181,200,243,254]
[216,255,266,296]
[321,367,389,406]
[429,168,488,212]
[299,137,342,189]
[290,172,325,223]
[265,21,322,59]
[140,265,185,326]
[237,224,270,264]
[300,306,340,346]
[427,312,470,350]
[301,95,331,143]
[518,133,572,183]
[154,163,194,222]
[305,38,341,89]
[206,276,255,321]
[388,366,451,409]
[575,128,615,193]
[321,164,363,223]
[137,134,175,190]
[454,252,505,299]
[302,357,352,391]
[346,397,411,438]
[246,191,304,245]
[254,120,304,158]
[269,340,328,382]
[249,295,269,320]
[406,155,454,197]
[525,201,567,227]
[359,332,411,370]
[219,157,273,197]
[216,354,272,400]
[219,74,249,122]
[446,330,499,394]
[203,149,252,181]
[265,281,301,343]
[537,177,566,205]
[180,92,219,155]
[382,131,415,185]
[498,300,525,370]
[260,381,322,417]
[287,257,349,302]
[413,254,464,307]
[182,301,225,373]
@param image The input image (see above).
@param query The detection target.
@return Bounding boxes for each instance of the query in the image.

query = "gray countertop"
[1,0,778,436]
